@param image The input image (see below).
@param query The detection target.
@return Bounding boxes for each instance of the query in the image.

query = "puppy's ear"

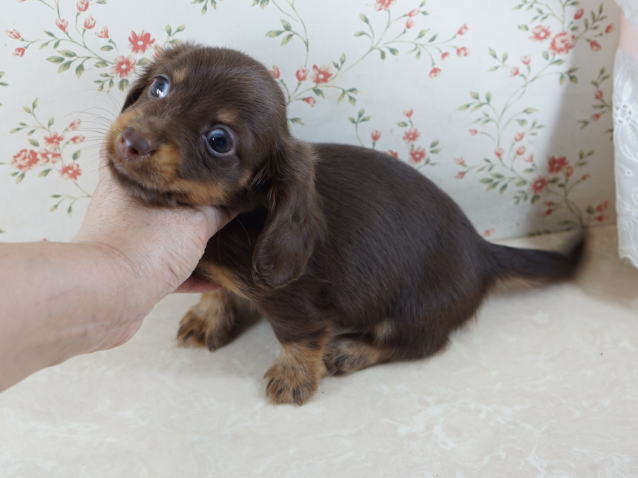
[252,139,326,289]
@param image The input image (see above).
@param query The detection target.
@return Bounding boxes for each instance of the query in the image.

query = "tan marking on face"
[217,108,239,125]
[172,67,188,84]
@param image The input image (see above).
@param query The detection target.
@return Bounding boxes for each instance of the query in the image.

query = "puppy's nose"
[118,127,152,158]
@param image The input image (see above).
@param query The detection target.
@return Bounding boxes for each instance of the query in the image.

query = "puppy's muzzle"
[117,126,154,160]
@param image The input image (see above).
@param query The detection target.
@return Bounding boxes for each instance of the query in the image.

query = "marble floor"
[1,225,637,477]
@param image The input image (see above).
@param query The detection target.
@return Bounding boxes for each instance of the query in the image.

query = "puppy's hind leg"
[177,289,260,351]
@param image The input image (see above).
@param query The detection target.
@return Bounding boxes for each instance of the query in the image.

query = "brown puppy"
[106,44,584,405]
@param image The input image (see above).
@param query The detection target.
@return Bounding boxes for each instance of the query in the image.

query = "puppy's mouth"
[108,158,184,207]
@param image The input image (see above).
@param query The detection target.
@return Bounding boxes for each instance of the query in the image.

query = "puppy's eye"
[205,127,234,156]
[149,75,170,98]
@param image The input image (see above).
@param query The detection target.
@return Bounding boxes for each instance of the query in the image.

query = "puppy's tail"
[487,234,585,284]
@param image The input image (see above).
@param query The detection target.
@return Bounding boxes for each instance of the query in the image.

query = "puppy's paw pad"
[264,364,317,406]
[176,308,231,351]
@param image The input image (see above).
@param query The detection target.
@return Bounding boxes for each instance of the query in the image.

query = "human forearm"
[0,241,141,391]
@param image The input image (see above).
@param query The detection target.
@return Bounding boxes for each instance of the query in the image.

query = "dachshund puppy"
[106,44,584,405]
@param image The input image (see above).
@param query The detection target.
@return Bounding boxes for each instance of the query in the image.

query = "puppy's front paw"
[264,361,319,406]
[176,307,232,351]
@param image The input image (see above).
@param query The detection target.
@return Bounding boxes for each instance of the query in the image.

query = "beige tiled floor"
[1,225,637,477]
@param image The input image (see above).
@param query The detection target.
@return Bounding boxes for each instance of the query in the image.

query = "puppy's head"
[107,44,325,289]
[107,44,288,208]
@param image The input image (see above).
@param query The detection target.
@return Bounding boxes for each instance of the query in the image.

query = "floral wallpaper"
[0,0,619,242]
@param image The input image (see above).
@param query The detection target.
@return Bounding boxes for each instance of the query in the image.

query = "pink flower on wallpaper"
[77,0,89,12]
[441,52,450,60]
[12,149,39,171]
[455,171,466,179]
[591,113,601,121]
[371,130,381,142]
[13,48,26,57]
[455,157,466,166]
[456,47,469,57]
[495,147,504,158]
[114,56,135,77]
[6,29,22,40]
[375,0,395,11]
[596,200,609,212]
[595,90,603,100]
[39,150,61,164]
[548,156,568,173]
[469,129,478,136]
[387,150,399,159]
[605,24,615,34]
[302,96,316,106]
[311,65,332,84]
[68,120,81,130]
[129,31,155,54]
[565,166,574,177]
[56,18,68,33]
[410,147,426,163]
[595,214,607,222]
[522,55,531,65]
[404,109,414,118]
[403,128,420,143]
[295,67,308,82]
[514,132,525,142]
[406,18,415,29]
[531,177,548,192]
[60,163,82,181]
[270,65,281,80]
[581,173,591,181]
[530,25,551,42]
[511,67,520,76]
[589,40,601,52]
[70,136,85,144]
[429,67,441,78]
[549,32,575,54]
[574,8,585,20]
[97,26,109,39]
[516,146,526,156]
[457,24,469,36]
[44,133,64,146]
[83,16,96,30]
[525,154,534,163]
[407,9,418,17]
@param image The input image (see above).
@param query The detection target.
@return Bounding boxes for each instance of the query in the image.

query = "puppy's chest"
[197,213,263,299]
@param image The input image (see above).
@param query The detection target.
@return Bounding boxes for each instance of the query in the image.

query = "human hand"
[73,150,232,349]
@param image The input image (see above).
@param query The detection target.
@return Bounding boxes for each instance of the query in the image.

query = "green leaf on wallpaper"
[523,108,537,114]
[388,47,399,56]
[58,61,72,73]
[281,34,293,45]
[176,25,186,33]
[39,169,52,177]
[0,229,4,234]
[72,150,82,160]
[312,87,324,97]
[28,138,39,147]
[359,14,369,24]
[266,30,282,38]
[95,60,109,68]
[50,203,59,212]
[416,30,427,40]
[23,106,32,114]
[165,25,172,36]
[138,58,151,66]
[378,49,386,60]
[16,173,25,184]
[45,31,55,37]
[75,63,85,78]
[518,24,529,31]
[100,45,114,51]
[280,20,292,31]
[119,79,130,92]
[470,91,479,100]
[47,117,54,127]
[67,205,73,215]
[354,31,368,37]
[47,56,64,64]
[51,194,61,199]
[348,96,356,105]
[32,98,38,110]
[489,48,497,59]
[397,121,409,127]
[428,34,437,43]
[59,50,77,58]
[288,117,303,125]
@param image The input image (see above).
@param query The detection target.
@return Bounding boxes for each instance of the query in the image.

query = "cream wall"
[0,0,620,241]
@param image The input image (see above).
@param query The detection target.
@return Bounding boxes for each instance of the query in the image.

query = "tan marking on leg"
[177,290,243,351]
[323,336,390,375]
[196,263,249,299]
[264,337,330,406]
